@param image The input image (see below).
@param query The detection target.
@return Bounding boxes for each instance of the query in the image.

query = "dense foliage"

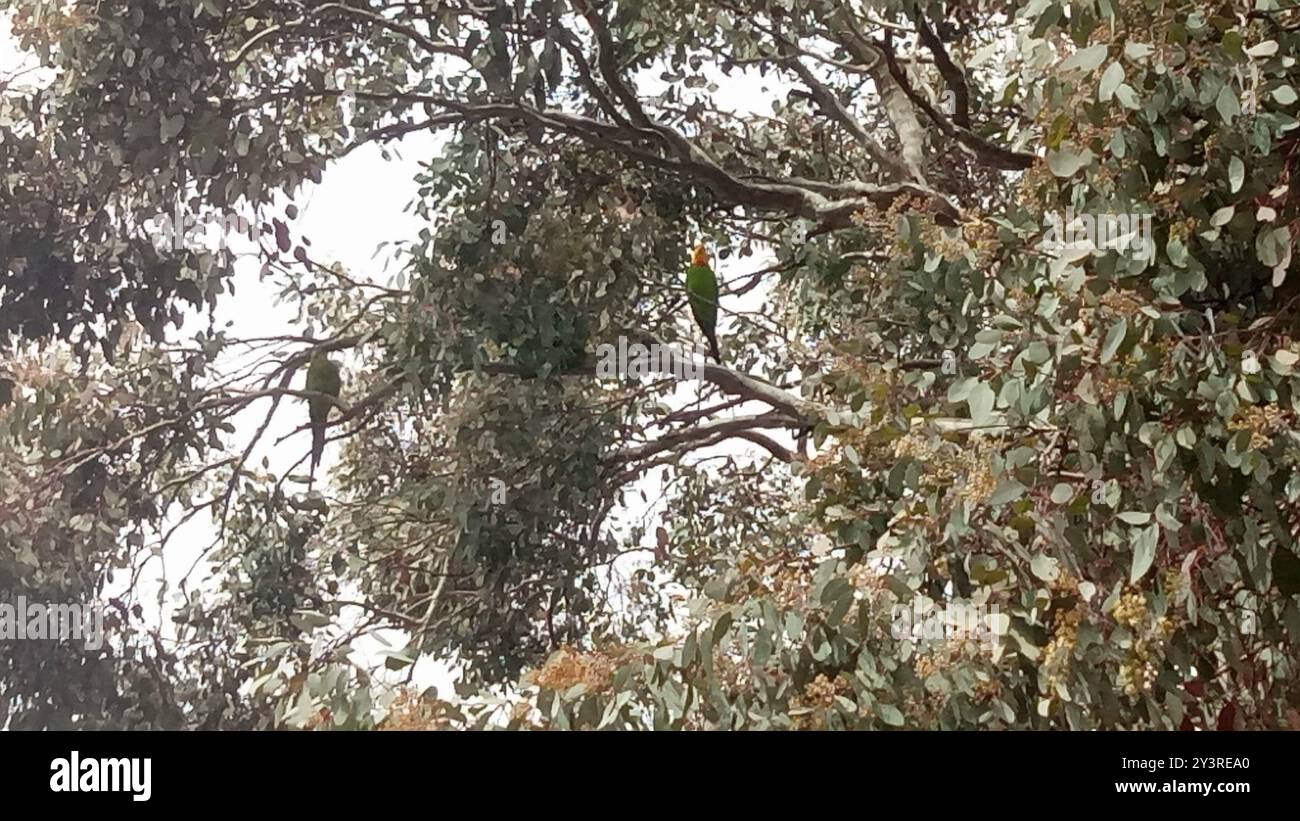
[3,0,1300,729]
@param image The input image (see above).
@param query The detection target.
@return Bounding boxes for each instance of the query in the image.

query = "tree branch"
[878,33,1034,171]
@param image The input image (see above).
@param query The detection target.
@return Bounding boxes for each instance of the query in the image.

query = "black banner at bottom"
[0,730,1283,808]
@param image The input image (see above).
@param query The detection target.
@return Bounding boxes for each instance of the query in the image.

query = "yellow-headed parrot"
[306,350,342,477]
[686,243,721,362]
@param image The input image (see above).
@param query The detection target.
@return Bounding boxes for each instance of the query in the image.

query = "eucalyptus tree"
[2,0,1299,729]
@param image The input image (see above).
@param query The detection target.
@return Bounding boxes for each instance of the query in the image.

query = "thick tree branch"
[878,34,1035,171]
[831,13,930,183]
[911,12,971,129]
[776,45,914,182]
[319,89,959,227]
[610,412,796,465]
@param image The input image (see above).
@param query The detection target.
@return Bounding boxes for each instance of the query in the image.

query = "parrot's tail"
[310,424,325,478]
[705,331,722,364]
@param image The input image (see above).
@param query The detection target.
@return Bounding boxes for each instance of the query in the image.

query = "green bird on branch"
[305,350,342,479]
[686,242,721,362]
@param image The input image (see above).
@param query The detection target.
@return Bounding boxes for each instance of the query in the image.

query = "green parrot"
[305,350,342,478]
[686,242,721,362]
